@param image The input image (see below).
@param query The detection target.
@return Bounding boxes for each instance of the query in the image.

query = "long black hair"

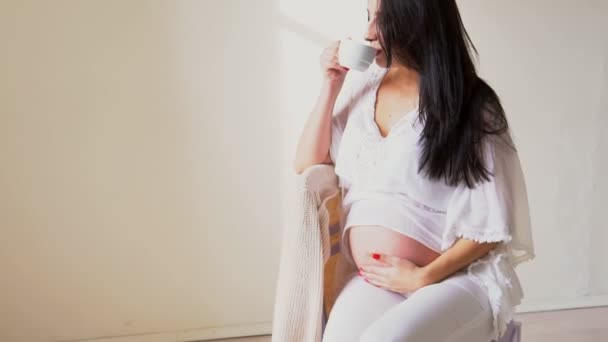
[376,0,512,188]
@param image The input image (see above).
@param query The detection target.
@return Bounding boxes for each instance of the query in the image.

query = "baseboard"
[516,294,608,313]
[78,296,608,342]
[76,323,272,342]
[176,322,271,341]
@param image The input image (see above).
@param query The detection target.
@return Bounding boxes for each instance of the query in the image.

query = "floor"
[207,306,608,342]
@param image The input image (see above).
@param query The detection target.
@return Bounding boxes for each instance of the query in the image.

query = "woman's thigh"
[360,271,494,342]
[322,275,405,342]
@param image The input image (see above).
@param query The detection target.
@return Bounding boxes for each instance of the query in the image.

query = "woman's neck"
[386,63,420,94]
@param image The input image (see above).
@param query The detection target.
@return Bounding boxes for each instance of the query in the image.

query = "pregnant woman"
[293,0,535,341]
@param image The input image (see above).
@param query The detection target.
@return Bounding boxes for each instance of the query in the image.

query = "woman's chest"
[335,113,452,209]
[336,113,420,185]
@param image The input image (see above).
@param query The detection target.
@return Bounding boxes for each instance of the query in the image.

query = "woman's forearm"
[293,82,342,174]
[419,238,500,287]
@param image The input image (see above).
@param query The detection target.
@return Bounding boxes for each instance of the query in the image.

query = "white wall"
[457,0,608,310]
[0,1,607,342]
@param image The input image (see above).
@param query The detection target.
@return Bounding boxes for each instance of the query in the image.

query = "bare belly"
[348,225,441,268]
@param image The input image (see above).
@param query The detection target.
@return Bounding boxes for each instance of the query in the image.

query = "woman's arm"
[359,239,500,294]
[419,239,499,286]
[293,41,349,174]
[293,82,342,174]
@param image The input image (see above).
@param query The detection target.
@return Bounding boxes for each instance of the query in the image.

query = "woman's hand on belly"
[358,252,428,294]
[348,225,441,294]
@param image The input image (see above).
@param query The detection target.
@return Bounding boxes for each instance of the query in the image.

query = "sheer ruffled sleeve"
[441,131,535,340]
[441,132,535,265]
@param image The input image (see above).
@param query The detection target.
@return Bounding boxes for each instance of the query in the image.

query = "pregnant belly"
[348,225,441,268]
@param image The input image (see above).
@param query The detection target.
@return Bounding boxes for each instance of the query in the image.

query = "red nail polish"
[372,253,380,260]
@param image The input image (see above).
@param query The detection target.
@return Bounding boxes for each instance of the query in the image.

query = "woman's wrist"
[315,82,342,111]
[415,266,433,289]
[321,79,344,96]
[417,262,449,289]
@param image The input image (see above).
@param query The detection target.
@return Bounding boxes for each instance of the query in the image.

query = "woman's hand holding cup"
[320,39,351,88]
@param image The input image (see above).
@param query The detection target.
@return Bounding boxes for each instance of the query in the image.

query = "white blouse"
[328,61,536,341]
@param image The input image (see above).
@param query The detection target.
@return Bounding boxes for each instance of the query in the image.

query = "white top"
[331,64,447,253]
[328,61,536,340]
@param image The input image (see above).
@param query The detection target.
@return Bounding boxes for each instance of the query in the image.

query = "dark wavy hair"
[376,0,513,188]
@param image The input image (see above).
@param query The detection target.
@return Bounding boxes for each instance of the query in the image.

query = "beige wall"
[0,1,607,342]
[0,1,280,341]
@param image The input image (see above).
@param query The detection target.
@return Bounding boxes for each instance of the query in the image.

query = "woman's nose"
[364,19,377,42]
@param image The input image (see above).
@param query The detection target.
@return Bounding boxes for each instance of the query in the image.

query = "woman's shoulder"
[331,63,383,131]
[342,61,386,101]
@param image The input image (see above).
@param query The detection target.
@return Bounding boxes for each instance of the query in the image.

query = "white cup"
[338,39,377,72]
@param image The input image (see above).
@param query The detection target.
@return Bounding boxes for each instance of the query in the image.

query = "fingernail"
[372,253,380,260]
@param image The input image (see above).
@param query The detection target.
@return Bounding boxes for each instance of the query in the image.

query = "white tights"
[322,270,494,342]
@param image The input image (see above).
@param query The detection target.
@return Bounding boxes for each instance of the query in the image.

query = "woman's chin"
[375,56,387,68]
